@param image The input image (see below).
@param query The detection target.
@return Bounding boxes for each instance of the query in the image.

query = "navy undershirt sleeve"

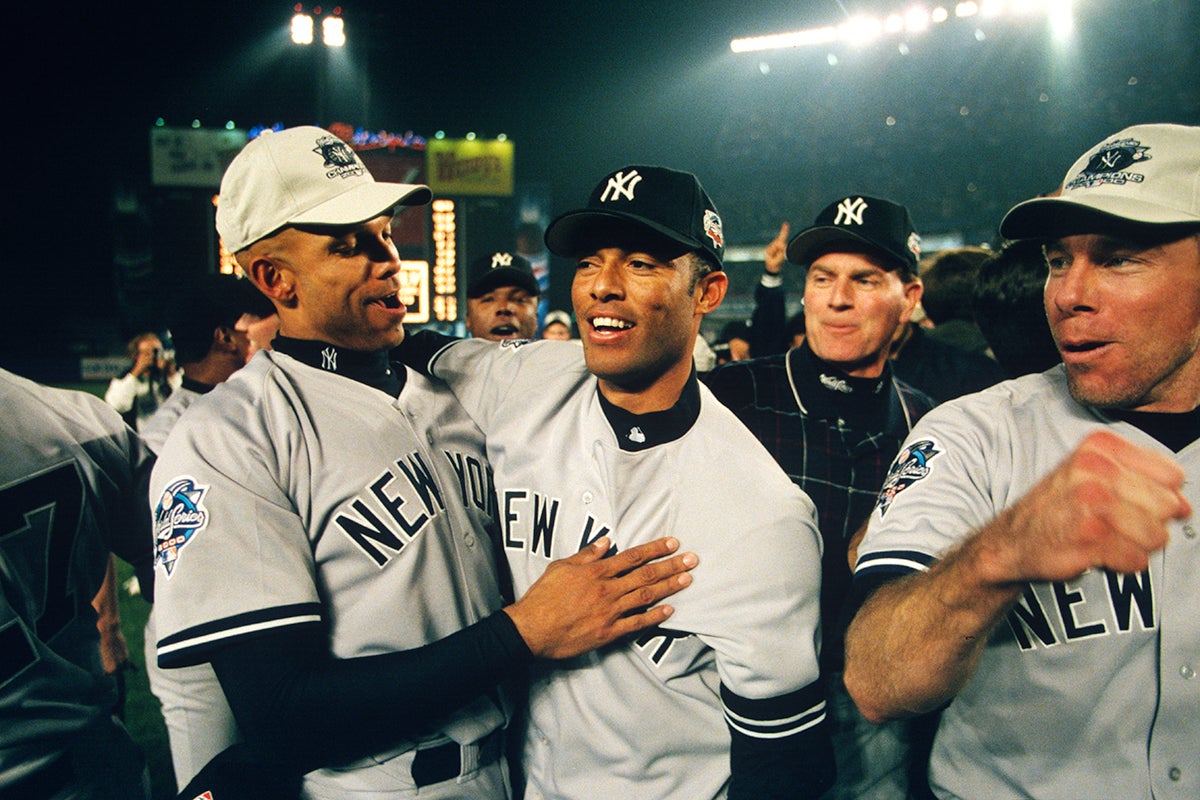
[209,610,531,774]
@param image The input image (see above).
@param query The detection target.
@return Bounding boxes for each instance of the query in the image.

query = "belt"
[411,729,504,788]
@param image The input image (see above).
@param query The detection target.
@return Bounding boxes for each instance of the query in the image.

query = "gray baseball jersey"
[139,383,201,455]
[140,381,239,787]
[150,350,507,798]
[855,366,1199,800]
[0,367,151,796]
[424,338,828,800]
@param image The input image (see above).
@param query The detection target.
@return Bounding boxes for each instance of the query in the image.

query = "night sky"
[8,0,1198,358]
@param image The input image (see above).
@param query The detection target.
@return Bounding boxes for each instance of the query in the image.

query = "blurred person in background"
[464,251,540,341]
[972,238,1062,378]
[105,332,181,432]
[540,309,573,340]
[918,246,995,357]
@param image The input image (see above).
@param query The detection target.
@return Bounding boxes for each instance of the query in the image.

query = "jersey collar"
[596,371,702,452]
[788,340,895,430]
[272,336,406,397]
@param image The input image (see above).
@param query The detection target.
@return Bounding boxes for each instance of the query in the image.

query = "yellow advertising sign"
[426,138,514,196]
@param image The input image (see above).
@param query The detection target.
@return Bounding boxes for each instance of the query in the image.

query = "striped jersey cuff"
[721,682,827,739]
[157,603,323,668]
[854,548,937,578]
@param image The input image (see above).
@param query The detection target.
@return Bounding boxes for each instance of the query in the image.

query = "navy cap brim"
[786,226,913,271]
[545,210,707,262]
[467,267,540,299]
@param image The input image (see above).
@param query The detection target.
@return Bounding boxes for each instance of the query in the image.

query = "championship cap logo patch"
[1067,137,1151,190]
[154,477,210,577]
[876,439,940,517]
[313,134,365,180]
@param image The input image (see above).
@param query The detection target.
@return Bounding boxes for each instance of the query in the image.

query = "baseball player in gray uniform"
[151,127,696,800]
[139,272,277,789]
[845,123,1199,800]
[1,366,155,798]
[401,165,834,800]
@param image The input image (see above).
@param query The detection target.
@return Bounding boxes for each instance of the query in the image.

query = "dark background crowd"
[3,1,1196,370]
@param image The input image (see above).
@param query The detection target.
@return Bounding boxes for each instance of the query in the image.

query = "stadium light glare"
[729,0,1074,54]
[322,15,345,47]
[730,26,838,53]
[1050,0,1074,40]
[906,7,932,33]
[291,13,314,45]
[840,15,884,46]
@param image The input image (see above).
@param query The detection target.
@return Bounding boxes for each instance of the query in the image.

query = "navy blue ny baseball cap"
[544,165,725,267]
[466,251,540,298]
[786,195,921,277]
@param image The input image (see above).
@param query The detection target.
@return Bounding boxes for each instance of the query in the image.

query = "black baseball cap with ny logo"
[544,165,725,267]
[785,194,921,276]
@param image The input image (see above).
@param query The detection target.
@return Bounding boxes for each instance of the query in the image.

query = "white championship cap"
[216,126,432,253]
[1000,123,1199,239]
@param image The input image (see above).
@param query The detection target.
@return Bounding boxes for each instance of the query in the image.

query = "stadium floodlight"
[322,14,345,46]
[729,0,1073,54]
[1050,0,1074,40]
[730,26,838,53]
[291,12,314,45]
[840,15,884,46]
[905,6,932,32]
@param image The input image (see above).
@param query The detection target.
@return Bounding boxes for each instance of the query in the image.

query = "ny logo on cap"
[313,136,364,180]
[1068,137,1151,190]
[834,197,869,226]
[491,252,514,269]
[600,170,643,203]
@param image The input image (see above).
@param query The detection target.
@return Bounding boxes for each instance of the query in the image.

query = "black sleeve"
[209,610,532,774]
[748,279,788,358]
[393,328,461,376]
[723,683,836,800]
[727,720,836,800]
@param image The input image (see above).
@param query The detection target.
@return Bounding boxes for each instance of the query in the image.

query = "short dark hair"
[919,246,993,325]
[972,239,1061,378]
[167,274,274,365]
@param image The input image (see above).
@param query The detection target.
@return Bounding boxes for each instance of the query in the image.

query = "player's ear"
[899,276,923,324]
[212,325,237,353]
[243,252,297,307]
[694,270,728,316]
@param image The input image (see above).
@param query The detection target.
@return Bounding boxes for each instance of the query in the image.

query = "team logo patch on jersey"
[876,439,940,517]
[154,477,210,577]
